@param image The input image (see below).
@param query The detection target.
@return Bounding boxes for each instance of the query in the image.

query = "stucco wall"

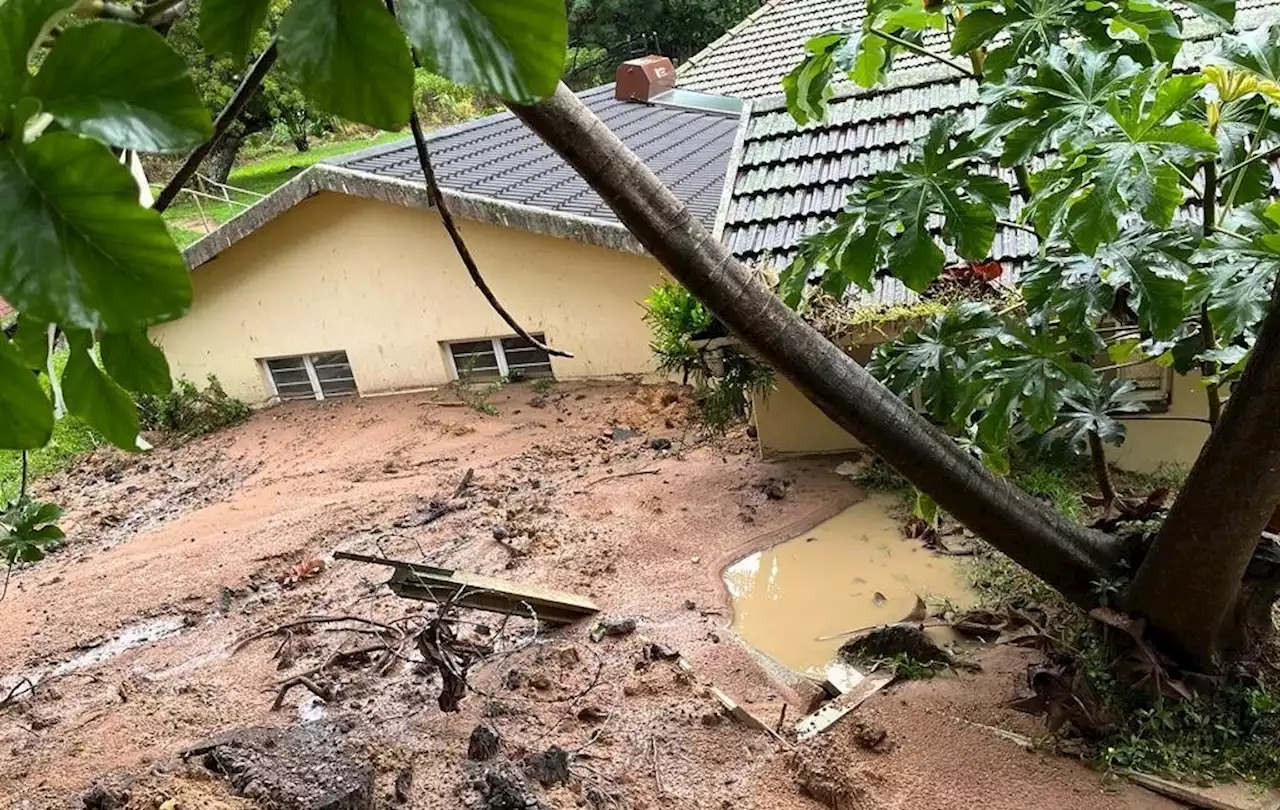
[153,192,665,403]
[754,353,1211,474]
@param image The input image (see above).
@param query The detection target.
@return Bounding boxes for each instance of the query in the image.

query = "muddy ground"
[0,381,1178,809]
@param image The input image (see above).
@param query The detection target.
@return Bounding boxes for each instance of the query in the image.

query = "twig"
[868,27,976,78]
[997,217,1038,236]
[153,40,279,213]
[582,468,659,488]
[233,615,403,652]
[650,736,664,796]
[272,675,330,710]
[0,677,35,709]
[774,704,788,734]
[386,0,571,359]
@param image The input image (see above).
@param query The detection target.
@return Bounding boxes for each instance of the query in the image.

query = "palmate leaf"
[987,45,1141,167]
[279,0,414,130]
[1215,20,1280,85]
[1031,67,1214,254]
[807,114,1010,295]
[31,21,212,153]
[1096,226,1196,339]
[1189,208,1280,341]
[398,0,567,103]
[0,133,192,332]
[978,324,1098,444]
[1,495,65,565]
[1042,378,1145,454]
[868,302,1004,428]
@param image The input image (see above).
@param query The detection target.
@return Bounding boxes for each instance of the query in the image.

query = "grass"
[159,131,406,236]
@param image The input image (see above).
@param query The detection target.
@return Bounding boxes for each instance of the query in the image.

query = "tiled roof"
[335,84,741,230]
[710,0,1280,307]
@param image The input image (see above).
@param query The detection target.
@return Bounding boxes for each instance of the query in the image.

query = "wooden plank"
[1122,772,1280,810]
[794,671,895,740]
[386,568,599,625]
[333,550,454,577]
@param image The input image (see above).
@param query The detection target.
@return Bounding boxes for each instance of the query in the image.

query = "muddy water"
[723,493,975,675]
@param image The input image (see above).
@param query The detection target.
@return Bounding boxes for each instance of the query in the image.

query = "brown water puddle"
[723,493,976,675]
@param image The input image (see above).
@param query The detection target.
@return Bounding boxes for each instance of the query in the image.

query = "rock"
[184,721,373,810]
[553,645,580,667]
[746,424,758,438]
[649,437,672,451]
[762,479,787,500]
[700,711,724,727]
[529,672,552,690]
[576,706,609,723]
[590,616,637,642]
[480,766,546,810]
[82,783,129,810]
[645,642,680,661]
[502,669,524,691]
[852,720,894,754]
[525,746,570,787]
[528,395,547,408]
[468,724,501,761]
[683,599,697,611]
[610,426,638,442]
[838,623,954,668]
[491,526,508,541]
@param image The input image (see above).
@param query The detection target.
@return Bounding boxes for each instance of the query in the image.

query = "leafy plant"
[643,282,773,429]
[135,375,250,437]
[1,493,64,597]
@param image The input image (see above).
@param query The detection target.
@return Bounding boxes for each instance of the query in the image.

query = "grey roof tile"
[692,0,1280,307]
[335,84,740,230]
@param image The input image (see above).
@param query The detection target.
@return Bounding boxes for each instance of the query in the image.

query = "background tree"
[168,0,322,184]
[567,0,763,63]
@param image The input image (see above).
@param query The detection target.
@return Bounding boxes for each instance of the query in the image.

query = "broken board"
[794,671,895,740]
[335,551,599,625]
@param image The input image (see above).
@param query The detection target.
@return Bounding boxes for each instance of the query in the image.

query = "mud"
[724,493,975,674]
[0,382,1178,810]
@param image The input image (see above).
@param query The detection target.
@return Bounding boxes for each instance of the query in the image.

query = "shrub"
[643,282,773,429]
[414,70,494,126]
[135,375,250,437]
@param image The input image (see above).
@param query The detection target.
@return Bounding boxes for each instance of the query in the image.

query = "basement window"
[263,351,358,401]
[446,334,554,382]
[1111,359,1172,413]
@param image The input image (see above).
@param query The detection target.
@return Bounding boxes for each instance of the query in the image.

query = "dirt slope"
[0,381,1178,810]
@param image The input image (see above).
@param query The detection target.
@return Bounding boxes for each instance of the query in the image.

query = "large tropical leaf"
[62,332,139,451]
[32,21,212,153]
[1095,226,1196,339]
[1042,378,1145,454]
[199,0,273,66]
[979,324,1097,443]
[100,331,172,396]
[397,0,567,103]
[806,114,1010,295]
[0,133,192,332]
[279,0,414,130]
[783,32,843,125]
[0,333,52,450]
[0,0,74,104]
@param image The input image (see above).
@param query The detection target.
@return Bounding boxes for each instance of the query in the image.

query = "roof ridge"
[678,0,788,74]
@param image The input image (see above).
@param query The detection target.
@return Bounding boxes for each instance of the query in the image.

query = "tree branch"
[153,39,278,214]
[868,27,977,78]
[997,217,1038,236]
[1201,160,1223,428]
[388,0,572,359]
[509,83,1123,607]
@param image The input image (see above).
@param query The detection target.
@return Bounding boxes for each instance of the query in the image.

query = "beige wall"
[154,192,666,403]
[754,352,1212,474]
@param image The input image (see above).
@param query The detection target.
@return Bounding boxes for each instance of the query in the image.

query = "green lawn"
[160,131,407,238]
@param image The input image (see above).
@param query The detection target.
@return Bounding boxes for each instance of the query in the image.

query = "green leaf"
[99,331,171,396]
[279,0,414,130]
[1097,226,1195,339]
[951,9,1006,55]
[913,490,939,525]
[1181,0,1235,26]
[31,21,213,153]
[0,133,191,331]
[784,33,841,125]
[1217,21,1280,84]
[9,312,47,370]
[1043,378,1144,454]
[62,332,139,451]
[199,0,272,66]
[846,30,888,88]
[778,257,810,309]
[0,0,74,104]
[398,0,566,103]
[0,333,51,450]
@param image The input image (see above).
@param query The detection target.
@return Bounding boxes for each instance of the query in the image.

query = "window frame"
[444,334,553,382]
[261,351,358,401]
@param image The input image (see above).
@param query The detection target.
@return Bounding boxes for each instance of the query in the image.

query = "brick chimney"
[615,55,677,102]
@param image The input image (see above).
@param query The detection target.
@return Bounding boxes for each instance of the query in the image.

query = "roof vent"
[616,55,676,102]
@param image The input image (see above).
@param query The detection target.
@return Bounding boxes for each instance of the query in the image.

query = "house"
[679,0,1280,472]
[156,82,741,403]
[160,0,1277,472]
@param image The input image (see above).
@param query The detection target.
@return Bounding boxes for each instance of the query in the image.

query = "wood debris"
[794,671,895,740]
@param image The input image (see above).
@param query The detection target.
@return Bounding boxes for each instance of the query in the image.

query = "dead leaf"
[900,596,927,624]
